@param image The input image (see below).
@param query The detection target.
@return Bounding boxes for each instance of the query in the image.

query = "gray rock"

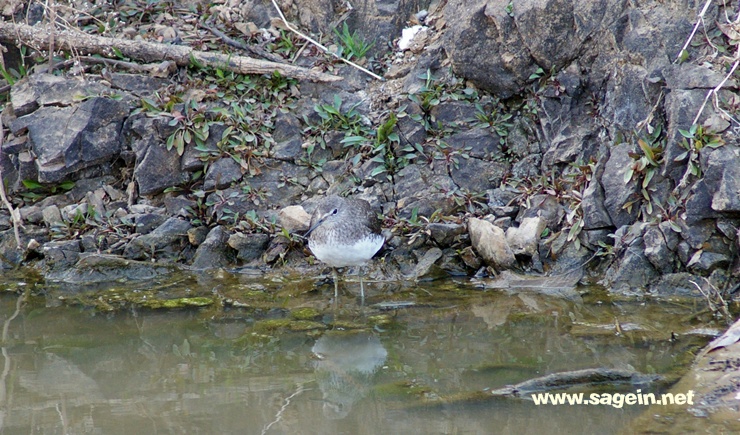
[459,245,482,271]
[683,179,720,223]
[468,217,516,270]
[271,112,303,161]
[20,205,43,224]
[10,73,120,117]
[712,147,740,212]
[430,101,478,126]
[443,0,535,98]
[680,219,715,250]
[510,154,542,179]
[2,135,27,154]
[450,157,507,193]
[487,188,518,208]
[123,217,192,261]
[407,247,444,280]
[131,134,189,196]
[445,128,501,159]
[396,104,427,146]
[658,220,680,251]
[602,240,658,294]
[41,205,64,227]
[519,194,563,230]
[187,226,210,246]
[16,97,128,183]
[206,159,310,216]
[180,123,226,171]
[643,224,675,274]
[676,240,692,265]
[491,205,518,218]
[228,232,271,262]
[191,226,234,269]
[581,179,612,230]
[203,157,243,191]
[580,228,612,249]
[428,223,466,247]
[134,213,167,235]
[42,240,81,270]
[164,196,197,216]
[602,142,639,228]
[648,272,705,298]
[47,253,178,283]
[687,250,731,275]
[662,89,711,182]
[603,63,655,133]
[493,216,512,231]
[85,188,107,221]
[717,219,739,241]
[17,151,36,186]
[394,164,456,216]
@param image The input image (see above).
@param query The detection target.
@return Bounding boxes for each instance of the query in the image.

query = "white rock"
[505,217,546,257]
[279,205,311,233]
[398,25,426,50]
[468,217,516,270]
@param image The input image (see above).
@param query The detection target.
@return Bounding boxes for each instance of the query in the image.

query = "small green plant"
[448,188,488,214]
[166,100,211,156]
[505,1,514,17]
[623,125,665,216]
[313,94,367,136]
[475,102,513,137]
[333,23,375,60]
[675,123,724,178]
[432,140,470,172]
[368,112,411,178]
[20,180,75,203]
[0,46,28,86]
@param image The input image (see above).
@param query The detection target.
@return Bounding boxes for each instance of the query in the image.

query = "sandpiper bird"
[305,195,384,301]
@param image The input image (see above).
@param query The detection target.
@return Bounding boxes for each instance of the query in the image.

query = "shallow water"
[0,271,721,434]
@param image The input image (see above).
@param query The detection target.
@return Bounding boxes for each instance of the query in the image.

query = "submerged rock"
[47,253,178,283]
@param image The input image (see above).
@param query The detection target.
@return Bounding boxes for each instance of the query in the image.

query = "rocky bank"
[0,0,739,304]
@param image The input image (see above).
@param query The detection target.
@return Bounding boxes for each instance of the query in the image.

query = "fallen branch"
[0,123,23,250]
[488,368,662,397]
[0,22,341,82]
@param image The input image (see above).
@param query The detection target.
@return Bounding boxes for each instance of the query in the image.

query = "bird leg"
[358,268,365,304]
[332,267,339,300]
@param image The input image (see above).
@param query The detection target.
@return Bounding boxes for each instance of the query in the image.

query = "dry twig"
[0,22,341,82]
[0,124,23,250]
[269,0,384,81]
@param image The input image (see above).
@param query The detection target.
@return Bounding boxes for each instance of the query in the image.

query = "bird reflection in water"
[311,330,387,419]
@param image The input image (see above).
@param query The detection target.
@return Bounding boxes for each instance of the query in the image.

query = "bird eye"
[331,208,338,215]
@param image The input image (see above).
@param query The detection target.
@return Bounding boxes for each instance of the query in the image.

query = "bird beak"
[304,213,328,238]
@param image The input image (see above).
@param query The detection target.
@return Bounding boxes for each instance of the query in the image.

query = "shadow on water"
[0,269,723,434]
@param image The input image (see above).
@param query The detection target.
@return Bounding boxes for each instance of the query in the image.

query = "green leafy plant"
[333,23,375,60]
[475,102,513,138]
[313,94,366,135]
[0,46,28,86]
[432,140,470,172]
[166,100,211,156]
[20,179,75,202]
[675,123,724,178]
[448,187,488,214]
[623,126,665,216]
